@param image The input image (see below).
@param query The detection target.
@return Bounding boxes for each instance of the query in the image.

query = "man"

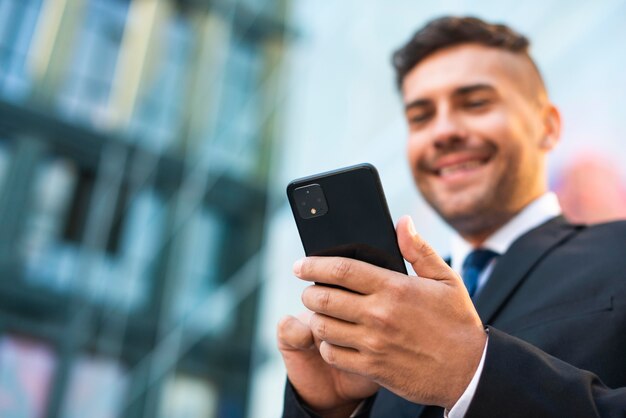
[278,16,626,417]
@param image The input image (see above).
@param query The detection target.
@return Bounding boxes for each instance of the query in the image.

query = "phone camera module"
[293,184,328,219]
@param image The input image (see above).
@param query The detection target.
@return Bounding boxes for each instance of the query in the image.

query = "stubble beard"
[419,169,527,242]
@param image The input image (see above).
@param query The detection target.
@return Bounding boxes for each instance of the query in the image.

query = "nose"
[431,108,467,150]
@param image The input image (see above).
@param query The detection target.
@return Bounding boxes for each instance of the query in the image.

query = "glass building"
[0,0,289,417]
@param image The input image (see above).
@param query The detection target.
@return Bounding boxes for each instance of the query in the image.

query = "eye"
[408,109,434,125]
[410,114,429,123]
[463,96,492,110]
[465,99,489,108]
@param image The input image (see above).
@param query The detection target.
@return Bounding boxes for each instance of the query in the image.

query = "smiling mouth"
[434,156,492,177]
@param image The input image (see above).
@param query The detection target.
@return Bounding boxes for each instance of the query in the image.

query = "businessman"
[279,16,626,417]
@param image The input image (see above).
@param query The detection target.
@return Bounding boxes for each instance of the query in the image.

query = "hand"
[277,312,379,417]
[294,216,487,410]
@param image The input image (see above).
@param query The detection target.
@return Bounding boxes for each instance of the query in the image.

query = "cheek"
[493,116,538,166]
[406,133,431,166]
[406,136,421,169]
[463,110,510,142]
[407,141,434,194]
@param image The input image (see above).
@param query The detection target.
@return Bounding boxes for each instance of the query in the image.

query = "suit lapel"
[473,216,580,324]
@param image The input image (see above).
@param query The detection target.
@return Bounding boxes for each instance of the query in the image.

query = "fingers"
[277,315,315,351]
[294,256,399,295]
[318,341,363,375]
[309,313,363,349]
[396,215,458,282]
[301,285,365,323]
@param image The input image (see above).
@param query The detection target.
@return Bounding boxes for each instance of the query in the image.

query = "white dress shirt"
[446,192,562,418]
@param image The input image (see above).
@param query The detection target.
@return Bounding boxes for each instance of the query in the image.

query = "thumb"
[397,215,457,282]
[277,314,315,351]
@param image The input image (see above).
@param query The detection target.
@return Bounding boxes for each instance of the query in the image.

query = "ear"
[539,104,561,151]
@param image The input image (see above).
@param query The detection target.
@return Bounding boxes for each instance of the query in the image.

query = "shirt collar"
[450,192,562,275]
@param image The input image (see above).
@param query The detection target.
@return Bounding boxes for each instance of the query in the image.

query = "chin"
[441,206,485,227]
[428,190,497,226]
[435,190,490,215]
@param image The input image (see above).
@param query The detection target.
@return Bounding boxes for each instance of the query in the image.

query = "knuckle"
[363,334,385,354]
[294,330,313,349]
[387,278,408,298]
[316,288,331,311]
[331,258,352,282]
[368,306,391,328]
[361,353,380,375]
[311,314,327,340]
[415,237,434,258]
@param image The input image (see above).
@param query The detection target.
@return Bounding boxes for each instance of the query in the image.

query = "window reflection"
[0,0,42,101]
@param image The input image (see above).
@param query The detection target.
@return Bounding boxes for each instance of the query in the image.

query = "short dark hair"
[392,16,534,89]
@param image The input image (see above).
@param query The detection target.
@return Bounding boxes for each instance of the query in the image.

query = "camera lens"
[293,183,327,219]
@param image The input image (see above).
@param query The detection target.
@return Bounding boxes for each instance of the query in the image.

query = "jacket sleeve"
[466,327,626,418]
[282,379,318,418]
[282,379,376,418]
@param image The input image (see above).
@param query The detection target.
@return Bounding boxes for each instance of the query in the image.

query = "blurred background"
[0,0,625,417]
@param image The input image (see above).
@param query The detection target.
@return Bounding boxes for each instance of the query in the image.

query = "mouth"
[426,148,496,181]
[435,157,491,177]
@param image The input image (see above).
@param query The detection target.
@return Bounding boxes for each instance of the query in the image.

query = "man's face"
[402,44,557,238]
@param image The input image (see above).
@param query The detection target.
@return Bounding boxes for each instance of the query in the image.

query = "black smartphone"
[286,163,407,285]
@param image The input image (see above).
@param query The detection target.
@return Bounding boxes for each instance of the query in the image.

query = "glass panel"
[0,140,11,193]
[22,157,165,313]
[23,156,78,291]
[61,354,128,418]
[172,208,227,333]
[0,0,42,101]
[116,188,167,311]
[129,13,194,152]
[56,0,128,127]
[210,39,263,179]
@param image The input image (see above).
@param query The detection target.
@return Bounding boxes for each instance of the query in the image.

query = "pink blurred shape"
[555,152,626,224]
[0,335,55,418]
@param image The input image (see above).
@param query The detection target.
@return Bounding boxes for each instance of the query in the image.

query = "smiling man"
[402,42,557,246]
[278,16,626,417]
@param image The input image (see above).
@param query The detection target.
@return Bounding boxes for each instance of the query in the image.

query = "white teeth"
[439,160,484,176]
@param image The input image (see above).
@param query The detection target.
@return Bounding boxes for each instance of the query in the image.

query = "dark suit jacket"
[283,216,626,417]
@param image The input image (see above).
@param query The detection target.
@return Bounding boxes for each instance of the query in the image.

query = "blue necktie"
[461,249,498,297]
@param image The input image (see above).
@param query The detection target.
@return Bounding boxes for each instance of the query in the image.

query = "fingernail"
[293,258,304,275]
[407,216,416,236]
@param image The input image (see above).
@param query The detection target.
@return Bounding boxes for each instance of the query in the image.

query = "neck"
[448,205,520,247]
[455,190,548,247]
[460,224,505,248]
